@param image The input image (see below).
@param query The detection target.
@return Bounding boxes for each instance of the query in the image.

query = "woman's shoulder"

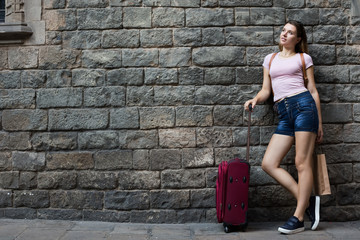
[301,52,313,61]
[264,52,278,62]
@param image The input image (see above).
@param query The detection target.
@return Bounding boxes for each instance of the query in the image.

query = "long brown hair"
[279,20,308,54]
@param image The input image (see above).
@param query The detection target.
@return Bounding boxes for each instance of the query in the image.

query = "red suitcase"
[216,107,251,233]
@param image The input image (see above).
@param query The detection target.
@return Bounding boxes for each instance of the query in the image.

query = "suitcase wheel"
[224,226,230,233]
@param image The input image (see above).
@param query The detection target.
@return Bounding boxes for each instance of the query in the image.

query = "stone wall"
[0,0,359,223]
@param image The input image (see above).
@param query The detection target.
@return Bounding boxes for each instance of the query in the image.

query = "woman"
[244,20,323,234]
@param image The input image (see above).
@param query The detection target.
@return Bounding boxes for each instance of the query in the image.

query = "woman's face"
[280,23,301,49]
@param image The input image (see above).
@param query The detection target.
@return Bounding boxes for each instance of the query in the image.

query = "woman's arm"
[306,66,323,143]
[244,67,272,111]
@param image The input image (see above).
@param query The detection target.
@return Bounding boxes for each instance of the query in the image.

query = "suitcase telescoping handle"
[246,104,252,162]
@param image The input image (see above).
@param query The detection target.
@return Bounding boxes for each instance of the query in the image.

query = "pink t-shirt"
[262,53,313,102]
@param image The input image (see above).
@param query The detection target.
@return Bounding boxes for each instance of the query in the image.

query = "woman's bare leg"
[293,131,317,221]
[262,134,297,198]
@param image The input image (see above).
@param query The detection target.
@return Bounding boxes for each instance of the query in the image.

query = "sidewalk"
[0,218,359,240]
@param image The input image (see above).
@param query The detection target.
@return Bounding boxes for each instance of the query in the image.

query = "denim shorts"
[273,91,319,137]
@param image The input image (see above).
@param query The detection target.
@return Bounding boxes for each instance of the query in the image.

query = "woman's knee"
[295,155,311,172]
[262,158,276,173]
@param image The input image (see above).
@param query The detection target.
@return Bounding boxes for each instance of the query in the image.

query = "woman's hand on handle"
[244,99,257,112]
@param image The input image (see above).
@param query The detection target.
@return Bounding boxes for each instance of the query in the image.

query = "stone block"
[337,184,360,205]
[337,46,360,64]
[250,8,285,25]
[110,108,139,129]
[176,106,213,127]
[82,50,122,68]
[133,150,150,170]
[251,185,295,207]
[94,150,133,170]
[355,164,360,183]
[201,0,218,7]
[38,172,77,189]
[144,0,171,6]
[179,67,204,85]
[235,8,250,25]
[118,171,160,190]
[321,104,352,123]
[236,66,263,84]
[197,127,233,147]
[177,209,206,223]
[46,152,94,170]
[79,131,118,150]
[72,69,105,87]
[355,104,360,122]
[328,163,353,184]
[0,172,19,189]
[195,86,230,105]
[350,65,360,83]
[150,149,181,170]
[84,87,126,107]
[37,209,82,220]
[43,9,77,30]
[46,31,62,45]
[182,148,214,168]
[204,67,235,85]
[44,0,66,9]
[314,66,350,83]
[17,171,35,189]
[78,171,117,190]
[31,132,77,151]
[123,7,151,28]
[234,126,260,146]
[0,152,12,171]
[287,9,319,25]
[39,46,80,69]
[174,28,202,47]
[4,208,37,219]
[159,128,196,148]
[190,189,215,208]
[105,191,149,210]
[119,130,158,149]
[50,190,103,209]
[62,30,101,49]
[78,8,122,29]
[152,165,198,192]
[49,109,108,130]
[110,0,142,6]
[127,86,154,106]
[344,124,360,143]
[193,47,246,66]
[102,30,140,48]
[306,0,341,7]
[0,50,7,69]
[219,0,272,7]
[67,0,108,8]
[0,132,31,151]
[159,48,191,67]
[202,28,225,45]
[186,8,233,27]
[46,70,71,88]
[83,210,130,222]
[322,124,344,144]
[213,105,243,126]
[206,168,217,188]
[139,107,175,129]
[21,70,46,88]
[12,152,45,171]
[150,190,190,209]
[2,110,47,131]
[0,71,21,88]
[152,7,185,27]
[122,49,158,67]
[14,190,49,208]
[171,0,200,7]
[140,29,173,48]
[250,166,278,186]
[8,48,38,70]
[313,26,346,44]
[320,8,349,25]
[154,86,195,105]
[107,68,143,86]
[37,88,82,108]
[347,26,360,44]
[144,68,177,85]
[226,26,273,46]
[0,191,12,207]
